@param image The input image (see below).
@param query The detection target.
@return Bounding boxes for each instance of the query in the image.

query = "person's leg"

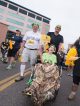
[6,49,12,69]
[20,62,26,77]
[68,84,78,100]
[10,57,15,64]
[1,49,5,61]
[7,55,16,69]
[30,50,37,65]
[68,75,79,100]
[27,50,37,84]
[15,48,28,82]
[6,57,14,69]
[7,57,11,62]
[7,48,19,69]
[15,62,27,81]
[6,56,12,69]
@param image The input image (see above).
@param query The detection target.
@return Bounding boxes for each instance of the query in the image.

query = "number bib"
[27,39,34,45]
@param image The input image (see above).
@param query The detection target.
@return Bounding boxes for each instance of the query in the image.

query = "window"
[8,25,22,32]
[27,24,32,29]
[8,4,18,11]
[43,18,50,24]
[36,16,42,21]
[28,12,35,18]
[0,15,3,20]
[28,18,35,23]
[19,8,27,15]
[6,18,24,26]
[0,1,7,7]
[0,8,4,13]
[8,12,25,20]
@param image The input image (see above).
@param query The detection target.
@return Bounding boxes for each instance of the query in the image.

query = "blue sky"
[10,0,80,49]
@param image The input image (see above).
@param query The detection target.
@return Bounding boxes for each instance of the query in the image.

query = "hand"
[69,56,79,61]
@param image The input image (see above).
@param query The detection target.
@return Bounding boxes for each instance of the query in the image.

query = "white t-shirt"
[23,31,41,49]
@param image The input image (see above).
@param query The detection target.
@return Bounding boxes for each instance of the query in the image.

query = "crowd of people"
[0,23,80,101]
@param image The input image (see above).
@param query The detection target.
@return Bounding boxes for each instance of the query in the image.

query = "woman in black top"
[68,37,80,100]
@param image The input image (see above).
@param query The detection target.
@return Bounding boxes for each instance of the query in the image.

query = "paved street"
[0,60,80,106]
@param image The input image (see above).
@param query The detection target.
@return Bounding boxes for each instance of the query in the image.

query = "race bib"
[27,39,34,44]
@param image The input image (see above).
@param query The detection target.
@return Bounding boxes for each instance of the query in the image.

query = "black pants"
[7,48,19,57]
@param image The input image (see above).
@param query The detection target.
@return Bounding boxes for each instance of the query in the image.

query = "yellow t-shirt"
[65,47,77,66]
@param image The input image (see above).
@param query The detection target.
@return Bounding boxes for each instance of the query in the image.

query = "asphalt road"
[0,61,80,106]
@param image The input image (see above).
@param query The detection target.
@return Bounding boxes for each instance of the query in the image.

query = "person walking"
[15,23,41,82]
[6,30,22,70]
[47,25,64,73]
[68,37,80,100]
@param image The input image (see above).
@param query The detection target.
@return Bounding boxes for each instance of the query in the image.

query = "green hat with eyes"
[32,23,39,28]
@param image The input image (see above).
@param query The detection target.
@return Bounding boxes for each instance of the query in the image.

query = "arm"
[20,32,28,49]
[20,41,26,49]
[67,56,79,61]
[58,36,64,51]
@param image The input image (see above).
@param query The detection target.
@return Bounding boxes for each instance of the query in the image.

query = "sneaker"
[22,90,31,96]
[6,65,12,70]
[68,92,76,100]
[15,76,24,82]
[26,79,33,85]
[26,92,31,96]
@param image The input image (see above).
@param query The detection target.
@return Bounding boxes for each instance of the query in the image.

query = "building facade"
[0,0,51,43]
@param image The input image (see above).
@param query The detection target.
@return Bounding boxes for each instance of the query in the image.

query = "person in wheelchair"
[22,45,61,105]
[27,45,57,86]
[41,45,57,64]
